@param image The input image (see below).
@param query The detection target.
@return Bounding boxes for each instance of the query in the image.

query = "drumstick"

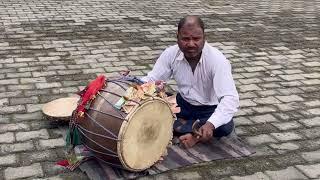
[192,120,202,138]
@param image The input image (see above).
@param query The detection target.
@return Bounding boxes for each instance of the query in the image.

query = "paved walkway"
[0,0,319,179]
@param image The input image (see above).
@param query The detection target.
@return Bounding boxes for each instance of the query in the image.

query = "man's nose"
[187,40,196,47]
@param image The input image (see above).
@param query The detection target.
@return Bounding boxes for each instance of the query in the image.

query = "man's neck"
[186,52,202,73]
[185,52,201,64]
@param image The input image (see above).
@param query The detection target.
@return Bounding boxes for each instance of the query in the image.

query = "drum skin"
[76,78,174,171]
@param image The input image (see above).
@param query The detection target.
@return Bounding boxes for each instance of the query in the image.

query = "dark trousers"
[173,93,234,138]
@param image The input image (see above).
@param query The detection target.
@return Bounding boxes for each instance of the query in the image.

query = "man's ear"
[176,31,179,39]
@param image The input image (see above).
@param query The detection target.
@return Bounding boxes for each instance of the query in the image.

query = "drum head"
[42,97,79,119]
[118,98,173,171]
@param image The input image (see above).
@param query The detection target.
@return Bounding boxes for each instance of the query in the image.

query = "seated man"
[141,15,239,148]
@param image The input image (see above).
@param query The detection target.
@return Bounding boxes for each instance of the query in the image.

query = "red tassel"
[56,159,70,167]
[76,75,106,116]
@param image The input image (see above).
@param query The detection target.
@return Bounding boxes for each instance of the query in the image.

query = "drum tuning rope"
[96,92,126,119]
[85,112,118,138]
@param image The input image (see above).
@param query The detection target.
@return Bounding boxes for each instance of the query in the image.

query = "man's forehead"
[179,25,203,34]
[179,17,203,32]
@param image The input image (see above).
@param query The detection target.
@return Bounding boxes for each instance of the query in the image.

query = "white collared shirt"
[141,42,239,128]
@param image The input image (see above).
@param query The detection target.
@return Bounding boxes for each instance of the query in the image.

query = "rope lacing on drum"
[76,124,119,141]
[88,107,127,122]
[77,127,118,157]
[85,112,118,139]
[96,92,126,119]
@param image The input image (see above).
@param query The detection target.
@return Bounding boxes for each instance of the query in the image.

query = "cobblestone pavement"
[0,0,319,179]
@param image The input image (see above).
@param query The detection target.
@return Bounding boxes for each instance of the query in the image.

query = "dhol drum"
[42,97,80,121]
[73,76,174,172]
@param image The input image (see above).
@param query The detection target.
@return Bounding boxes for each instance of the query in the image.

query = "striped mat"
[79,135,255,180]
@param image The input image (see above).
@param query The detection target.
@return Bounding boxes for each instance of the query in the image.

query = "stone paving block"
[1,141,34,153]
[0,132,15,143]
[265,166,307,180]
[0,79,19,85]
[304,100,320,107]
[279,74,305,81]
[57,70,82,75]
[275,103,300,111]
[38,56,61,61]
[252,106,277,113]
[301,73,320,79]
[308,108,320,115]
[16,129,49,141]
[275,95,304,103]
[0,98,8,106]
[171,172,202,180]
[249,114,278,124]
[4,163,43,180]
[231,172,270,180]
[301,150,320,162]
[299,117,320,127]
[26,104,44,113]
[0,123,30,133]
[270,132,303,142]
[302,79,320,85]
[0,105,26,114]
[39,138,65,149]
[303,62,320,67]
[52,87,78,94]
[240,99,257,107]
[296,163,320,179]
[0,154,17,166]
[271,122,302,131]
[12,112,42,122]
[299,127,320,139]
[9,96,39,105]
[246,134,277,146]
[234,117,253,126]
[7,72,32,78]
[239,84,262,92]
[35,82,61,89]
[253,97,281,105]
[269,142,300,152]
[20,77,46,84]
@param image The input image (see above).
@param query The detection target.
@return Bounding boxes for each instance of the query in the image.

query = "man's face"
[177,25,205,60]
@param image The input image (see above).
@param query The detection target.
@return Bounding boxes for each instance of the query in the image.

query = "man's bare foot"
[179,133,200,148]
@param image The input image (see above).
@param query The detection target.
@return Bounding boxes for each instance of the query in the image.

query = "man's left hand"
[198,121,215,141]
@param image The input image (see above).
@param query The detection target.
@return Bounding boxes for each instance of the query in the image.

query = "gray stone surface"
[265,166,308,180]
[0,0,319,179]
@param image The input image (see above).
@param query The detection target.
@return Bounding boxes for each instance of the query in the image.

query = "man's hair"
[178,16,205,32]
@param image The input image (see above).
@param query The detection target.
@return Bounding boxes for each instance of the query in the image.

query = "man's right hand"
[198,121,215,142]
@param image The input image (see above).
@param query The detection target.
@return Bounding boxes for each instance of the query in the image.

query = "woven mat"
[79,134,255,180]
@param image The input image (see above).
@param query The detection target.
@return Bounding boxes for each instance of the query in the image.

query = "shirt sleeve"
[207,55,240,129]
[140,47,173,82]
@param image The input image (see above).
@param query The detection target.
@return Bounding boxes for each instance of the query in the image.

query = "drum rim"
[116,97,174,172]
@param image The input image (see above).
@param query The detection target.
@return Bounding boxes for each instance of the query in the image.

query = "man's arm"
[207,57,239,129]
[140,47,173,82]
[199,54,239,140]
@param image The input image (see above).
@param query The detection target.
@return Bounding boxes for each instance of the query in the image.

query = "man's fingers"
[179,135,187,141]
[199,126,205,136]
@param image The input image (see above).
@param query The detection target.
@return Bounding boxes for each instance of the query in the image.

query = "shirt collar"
[176,42,207,64]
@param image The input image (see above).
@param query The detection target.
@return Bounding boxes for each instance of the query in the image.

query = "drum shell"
[76,78,173,171]
[77,79,130,167]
